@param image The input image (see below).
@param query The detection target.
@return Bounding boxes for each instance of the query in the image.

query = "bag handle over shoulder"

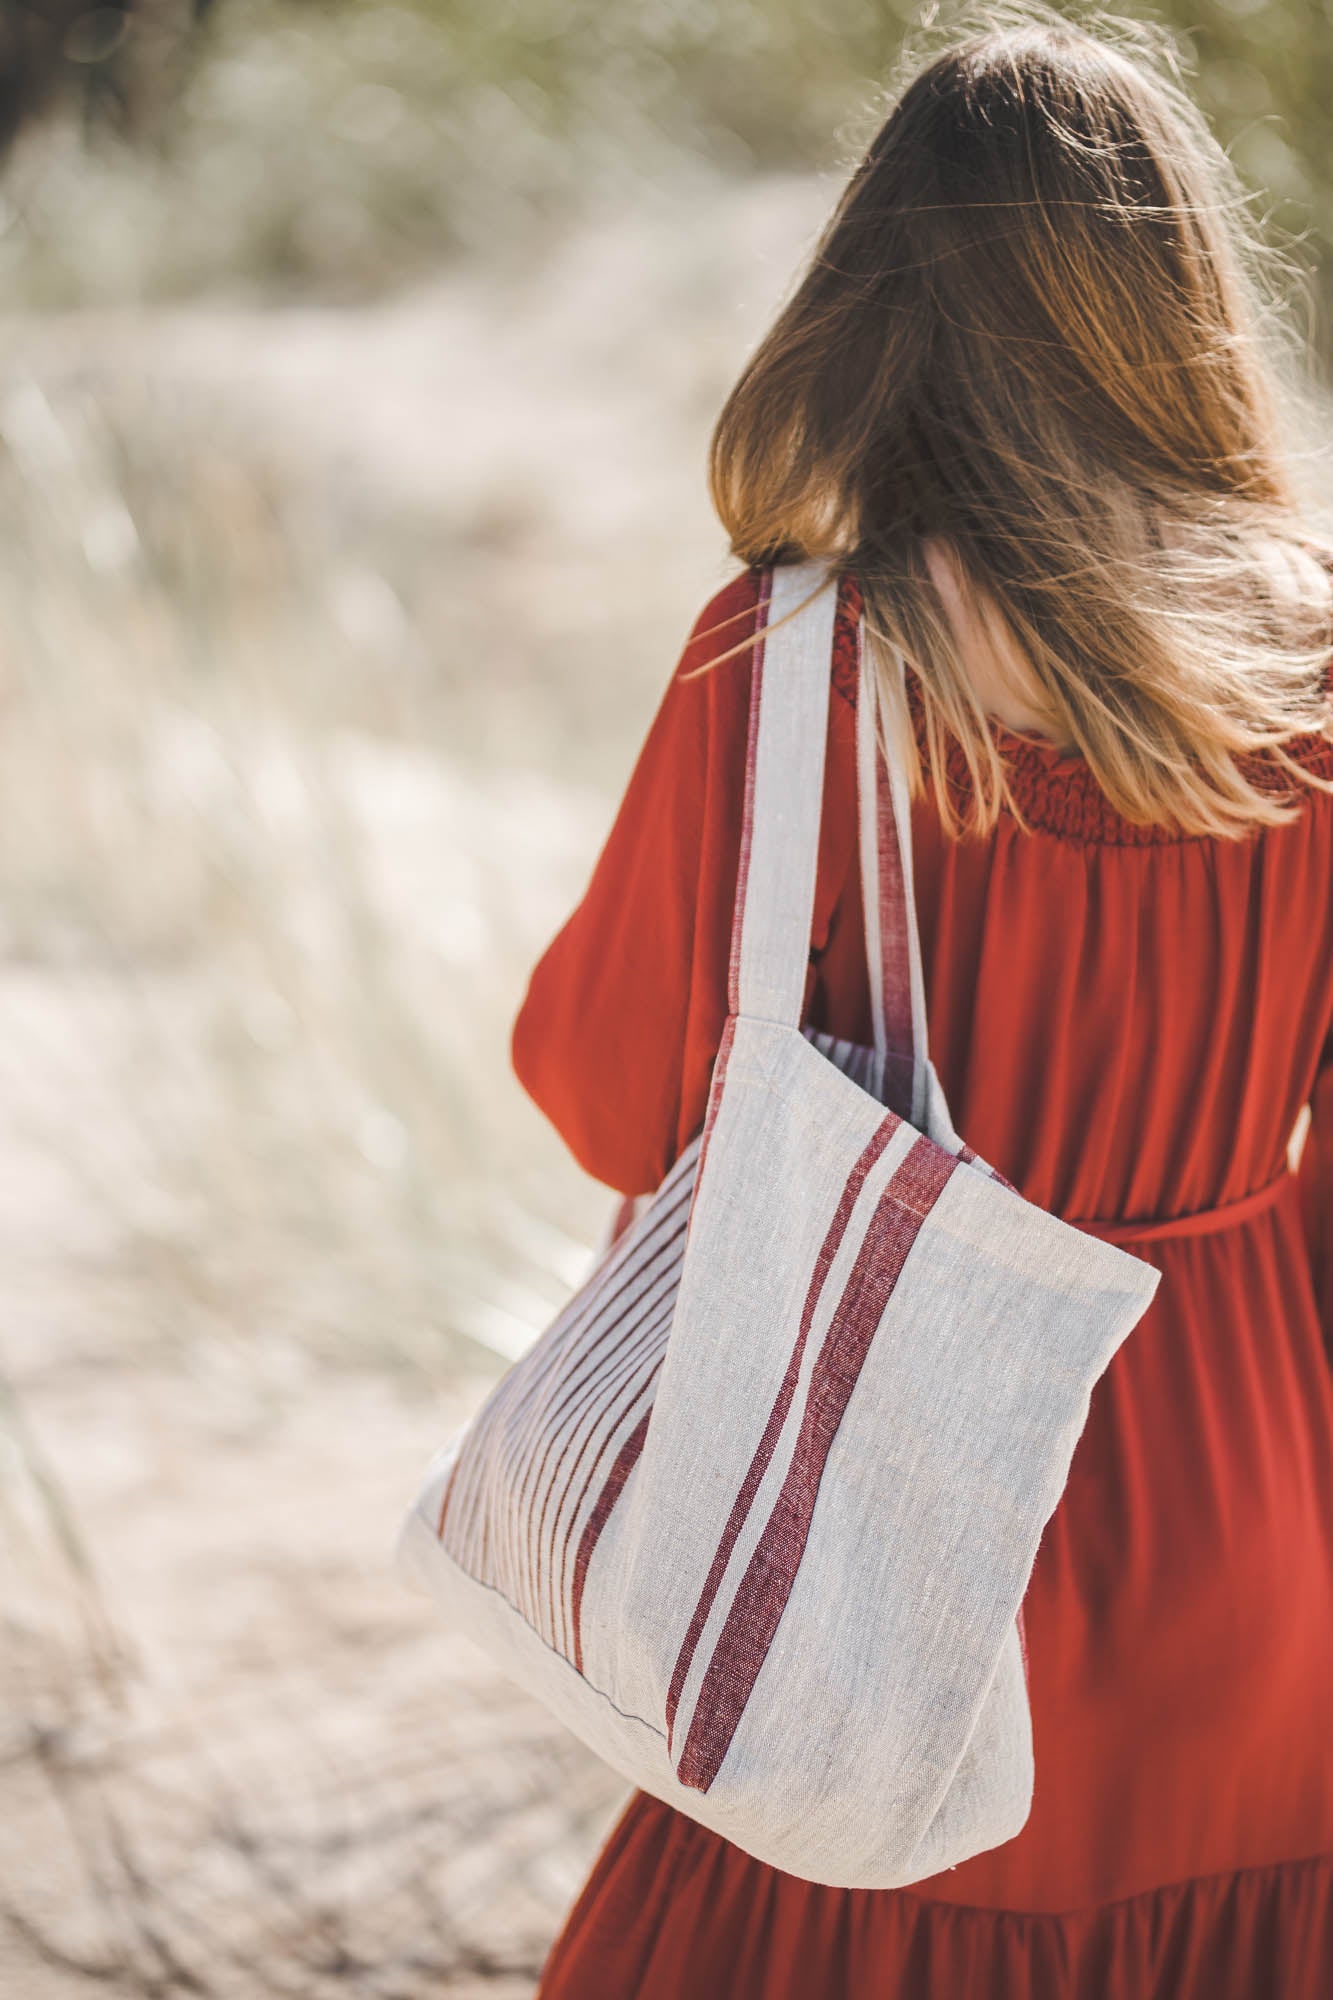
[732,556,945,1140]
[854,614,933,1131]
[729,561,840,1029]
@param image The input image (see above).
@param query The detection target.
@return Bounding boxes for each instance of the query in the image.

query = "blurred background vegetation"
[0,4,1327,1996]
[0,0,1328,337]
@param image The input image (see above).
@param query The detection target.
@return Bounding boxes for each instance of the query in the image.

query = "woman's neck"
[921,536,1078,754]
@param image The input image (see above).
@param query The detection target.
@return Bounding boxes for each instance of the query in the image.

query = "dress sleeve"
[1296,1024,1333,1344]
[510,568,863,1197]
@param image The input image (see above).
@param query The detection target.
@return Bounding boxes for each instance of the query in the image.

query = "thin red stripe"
[518,1229,686,1615]
[664,1110,902,1746]
[675,1134,956,1793]
[497,1186,692,1607]
[440,1145,692,1627]
[875,740,916,1105]
[537,1279,679,1644]
[440,1380,516,1571]
[434,1457,460,1540]
[959,1141,1019,1195]
[570,1410,652,1675]
[553,1310,673,1657]
[501,1172,692,1464]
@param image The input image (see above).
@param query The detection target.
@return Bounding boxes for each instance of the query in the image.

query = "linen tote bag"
[395,559,1161,1890]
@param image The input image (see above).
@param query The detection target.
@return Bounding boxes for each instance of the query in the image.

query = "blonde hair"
[707,2,1333,839]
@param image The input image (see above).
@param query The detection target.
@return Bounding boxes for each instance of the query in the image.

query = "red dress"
[511,568,1333,1999]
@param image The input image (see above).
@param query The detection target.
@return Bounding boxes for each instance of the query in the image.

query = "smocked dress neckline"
[833,570,1333,847]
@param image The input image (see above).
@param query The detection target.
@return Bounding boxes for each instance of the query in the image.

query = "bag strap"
[855,620,932,1130]
[730,559,937,1135]
[730,561,840,1027]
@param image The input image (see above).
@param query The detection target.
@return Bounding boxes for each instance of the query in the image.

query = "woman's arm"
[510,568,862,1197]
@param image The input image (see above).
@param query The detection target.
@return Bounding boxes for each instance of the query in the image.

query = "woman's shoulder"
[679,563,864,707]
[673,567,764,687]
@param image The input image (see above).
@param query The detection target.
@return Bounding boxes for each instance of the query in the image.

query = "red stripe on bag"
[434,1458,461,1539]
[665,1110,903,1748]
[553,1311,673,1657]
[519,1231,685,1622]
[499,1173,693,1478]
[675,1134,956,1793]
[483,1183,692,1615]
[570,1409,652,1675]
[541,1283,678,1647]
[958,1141,1019,1194]
[875,739,918,1119]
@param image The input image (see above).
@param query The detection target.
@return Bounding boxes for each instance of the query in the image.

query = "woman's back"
[897,590,1333,1226]
[521,563,1333,1985]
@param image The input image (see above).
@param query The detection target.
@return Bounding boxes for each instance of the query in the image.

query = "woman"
[511,9,1333,1995]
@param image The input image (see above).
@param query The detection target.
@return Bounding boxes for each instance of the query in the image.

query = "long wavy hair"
[706,3,1333,839]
